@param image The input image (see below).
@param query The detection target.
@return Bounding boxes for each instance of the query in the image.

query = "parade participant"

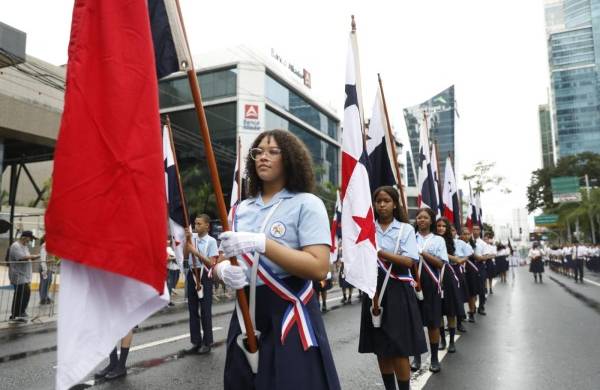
[359,186,426,390]
[461,226,479,322]
[572,240,585,283]
[411,208,448,373]
[215,130,341,390]
[337,247,355,305]
[563,243,574,278]
[166,238,178,307]
[471,225,490,315]
[483,233,497,295]
[435,218,463,353]
[495,243,509,283]
[528,242,544,283]
[94,329,134,380]
[184,214,219,354]
[451,225,472,333]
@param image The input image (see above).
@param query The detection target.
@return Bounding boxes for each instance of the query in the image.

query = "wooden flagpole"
[174,0,257,353]
[165,116,202,293]
[371,74,409,315]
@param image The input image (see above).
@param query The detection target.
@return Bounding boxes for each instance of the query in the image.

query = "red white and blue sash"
[231,201,318,351]
[377,259,416,286]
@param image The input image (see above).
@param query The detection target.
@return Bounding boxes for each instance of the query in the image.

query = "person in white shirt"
[528,242,544,283]
[572,240,586,283]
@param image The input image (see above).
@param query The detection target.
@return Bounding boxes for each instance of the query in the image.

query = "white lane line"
[130,326,223,352]
[412,278,498,389]
[582,278,600,287]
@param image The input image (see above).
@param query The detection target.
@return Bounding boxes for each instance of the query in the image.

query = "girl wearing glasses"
[215,130,340,390]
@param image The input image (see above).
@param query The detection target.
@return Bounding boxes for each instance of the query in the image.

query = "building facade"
[159,47,341,214]
[544,0,600,160]
[538,104,555,168]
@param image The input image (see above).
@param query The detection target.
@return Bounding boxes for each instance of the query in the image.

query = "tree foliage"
[463,161,511,195]
[526,152,600,213]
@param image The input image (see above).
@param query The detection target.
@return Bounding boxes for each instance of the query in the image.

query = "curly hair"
[245,129,315,197]
[414,208,436,234]
[436,217,455,256]
[372,186,408,223]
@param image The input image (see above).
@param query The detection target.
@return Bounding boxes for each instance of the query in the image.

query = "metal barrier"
[0,259,60,325]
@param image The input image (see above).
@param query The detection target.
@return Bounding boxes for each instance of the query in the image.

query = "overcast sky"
[1,0,549,226]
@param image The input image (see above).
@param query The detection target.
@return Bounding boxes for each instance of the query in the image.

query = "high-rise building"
[544,0,600,159]
[403,86,456,178]
[538,104,555,168]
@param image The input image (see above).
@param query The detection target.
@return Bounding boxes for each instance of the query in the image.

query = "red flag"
[45,2,169,388]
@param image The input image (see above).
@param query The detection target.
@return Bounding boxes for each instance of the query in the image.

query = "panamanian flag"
[442,156,461,231]
[416,119,438,211]
[340,27,378,299]
[45,1,192,388]
[466,183,479,230]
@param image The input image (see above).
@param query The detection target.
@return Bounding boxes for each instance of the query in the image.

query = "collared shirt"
[189,233,218,270]
[234,188,330,285]
[454,238,474,257]
[376,219,418,277]
[8,241,32,285]
[415,232,449,278]
[483,242,497,257]
[474,237,487,257]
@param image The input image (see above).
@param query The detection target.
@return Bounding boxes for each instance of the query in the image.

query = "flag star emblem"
[352,208,376,247]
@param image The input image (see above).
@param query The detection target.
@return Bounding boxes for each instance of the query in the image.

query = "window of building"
[265,74,338,140]
[159,68,237,108]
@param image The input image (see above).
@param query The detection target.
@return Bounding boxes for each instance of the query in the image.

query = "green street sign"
[534,214,559,226]
[551,176,581,203]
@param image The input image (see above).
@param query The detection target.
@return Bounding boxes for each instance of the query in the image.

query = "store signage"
[243,104,260,130]
[271,48,312,89]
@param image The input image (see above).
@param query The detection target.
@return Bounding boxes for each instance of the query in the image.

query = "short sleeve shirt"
[376,219,419,261]
[474,238,487,257]
[454,238,474,257]
[8,241,32,285]
[234,189,330,285]
[189,233,218,270]
[416,232,449,277]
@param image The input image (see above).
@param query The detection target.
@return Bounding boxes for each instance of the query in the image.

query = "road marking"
[582,278,600,287]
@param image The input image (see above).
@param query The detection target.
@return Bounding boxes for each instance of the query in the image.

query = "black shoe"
[457,323,467,333]
[478,307,486,315]
[410,356,421,372]
[489,289,494,294]
[198,345,211,355]
[340,297,347,304]
[321,306,328,313]
[447,342,456,353]
[185,345,199,354]
[468,313,475,323]
[429,361,441,373]
[104,366,127,380]
[439,338,447,351]
[168,302,175,307]
[94,363,116,379]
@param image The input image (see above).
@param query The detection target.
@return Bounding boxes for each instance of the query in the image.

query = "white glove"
[215,260,249,290]
[219,231,266,258]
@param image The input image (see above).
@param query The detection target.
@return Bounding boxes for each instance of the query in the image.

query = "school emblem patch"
[270,221,286,238]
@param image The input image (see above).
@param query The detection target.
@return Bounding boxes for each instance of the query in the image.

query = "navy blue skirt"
[529,259,544,273]
[453,264,469,303]
[485,259,496,279]
[417,265,443,328]
[441,265,465,318]
[465,261,480,298]
[224,276,341,390]
[495,256,509,273]
[359,268,427,357]
[338,272,354,289]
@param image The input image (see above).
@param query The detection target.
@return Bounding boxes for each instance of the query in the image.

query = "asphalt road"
[1,266,599,389]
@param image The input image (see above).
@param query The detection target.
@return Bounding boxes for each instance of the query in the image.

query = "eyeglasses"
[249,147,282,160]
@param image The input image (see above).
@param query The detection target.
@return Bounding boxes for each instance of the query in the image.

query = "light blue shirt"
[415,232,449,272]
[234,188,330,284]
[189,233,218,270]
[454,238,474,258]
[376,219,419,261]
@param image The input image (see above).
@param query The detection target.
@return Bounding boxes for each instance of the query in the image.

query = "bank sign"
[243,104,261,130]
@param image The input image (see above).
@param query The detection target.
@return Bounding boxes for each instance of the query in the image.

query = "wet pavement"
[1,266,599,389]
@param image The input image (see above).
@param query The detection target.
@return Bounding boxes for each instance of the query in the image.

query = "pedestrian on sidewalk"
[166,239,179,306]
[359,186,426,390]
[38,236,54,305]
[337,247,355,305]
[184,214,218,355]
[94,329,134,380]
[215,130,341,390]
[8,231,40,322]
[314,269,333,312]
[411,208,449,373]
[528,242,544,283]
